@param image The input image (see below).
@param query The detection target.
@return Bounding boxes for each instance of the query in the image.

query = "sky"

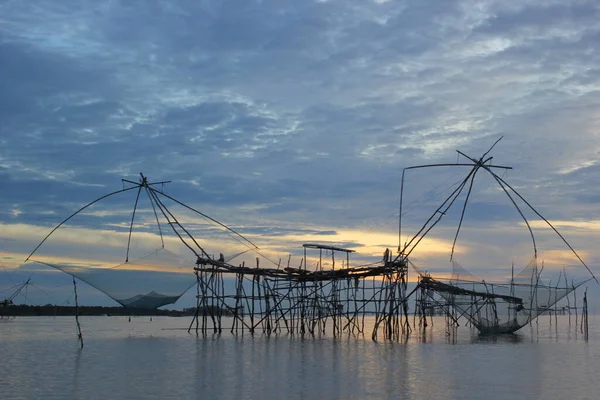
[2,0,600,308]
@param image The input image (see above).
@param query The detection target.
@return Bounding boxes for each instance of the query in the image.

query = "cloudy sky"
[2,0,600,306]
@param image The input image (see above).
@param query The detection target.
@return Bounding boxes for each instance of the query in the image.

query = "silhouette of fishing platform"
[190,244,411,341]
[23,138,594,345]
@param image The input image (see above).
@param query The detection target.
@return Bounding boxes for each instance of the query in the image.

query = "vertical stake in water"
[581,289,589,341]
[73,276,84,348]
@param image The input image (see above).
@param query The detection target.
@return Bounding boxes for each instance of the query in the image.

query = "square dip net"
[433,258,577,333]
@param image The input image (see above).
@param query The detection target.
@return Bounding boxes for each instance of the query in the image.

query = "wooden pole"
[73,276,83,348]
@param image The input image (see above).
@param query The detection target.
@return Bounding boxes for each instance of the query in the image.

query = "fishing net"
[34,248,196,309]
[23,176,260,309]
[437,258,576,333]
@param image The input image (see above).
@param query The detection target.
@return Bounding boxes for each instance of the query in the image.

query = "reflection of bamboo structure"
[189,245,413,341]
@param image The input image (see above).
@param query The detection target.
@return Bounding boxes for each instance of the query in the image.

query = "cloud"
[2,0,600,303]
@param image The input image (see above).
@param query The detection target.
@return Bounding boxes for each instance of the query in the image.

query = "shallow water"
[1,315,599,399]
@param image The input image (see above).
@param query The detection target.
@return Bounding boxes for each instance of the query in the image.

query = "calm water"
[1,315,599,399]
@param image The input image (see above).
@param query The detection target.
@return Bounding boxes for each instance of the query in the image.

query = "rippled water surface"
[1,316,599,399]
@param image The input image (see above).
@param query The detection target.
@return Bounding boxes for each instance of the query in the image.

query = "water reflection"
[0,316,598,399]
[71,347,83,398]
[471,332,525,344]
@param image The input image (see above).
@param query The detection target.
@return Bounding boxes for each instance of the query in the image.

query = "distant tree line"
[0,304,233,317]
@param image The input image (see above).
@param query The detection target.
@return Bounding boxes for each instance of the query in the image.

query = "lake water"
[1,315,599,399]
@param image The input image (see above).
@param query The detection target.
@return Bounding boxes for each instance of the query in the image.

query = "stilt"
[72,276,83,348]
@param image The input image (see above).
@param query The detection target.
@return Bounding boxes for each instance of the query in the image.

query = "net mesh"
[439,258,575,333]
[35,248,196,309]
[22,180,255,309]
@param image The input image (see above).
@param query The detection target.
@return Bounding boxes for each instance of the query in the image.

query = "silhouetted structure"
[189,244,411,341]
[23,139,595,343]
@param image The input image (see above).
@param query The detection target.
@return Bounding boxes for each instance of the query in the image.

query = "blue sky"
[2,0,600,307]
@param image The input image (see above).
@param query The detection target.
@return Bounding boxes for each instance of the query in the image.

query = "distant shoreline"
[0,304,212,317]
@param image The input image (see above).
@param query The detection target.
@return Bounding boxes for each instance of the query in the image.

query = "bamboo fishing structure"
[23,139,596,343]
[188,245,412,341]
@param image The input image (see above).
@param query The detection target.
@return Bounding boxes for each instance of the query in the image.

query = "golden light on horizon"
[1,220,466,276]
